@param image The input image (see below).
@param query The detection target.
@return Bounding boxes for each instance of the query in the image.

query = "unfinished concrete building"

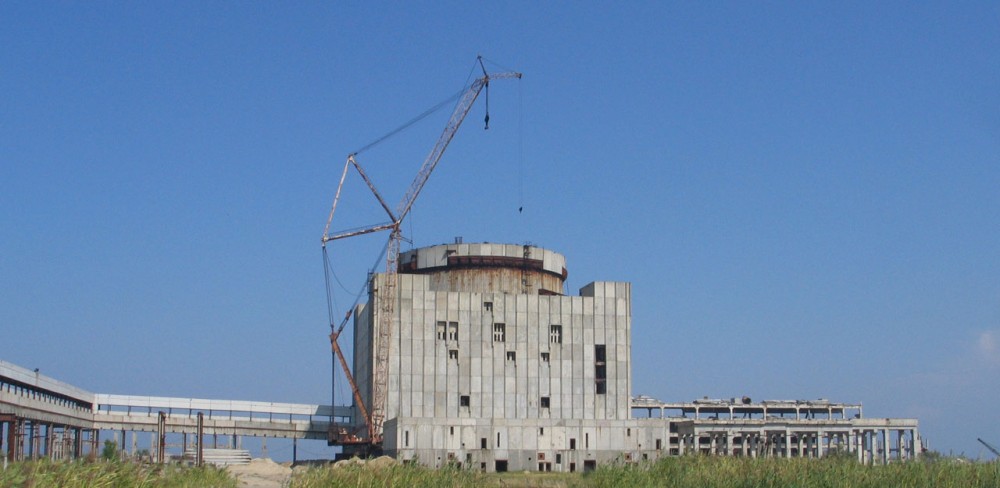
[348,242,920,471]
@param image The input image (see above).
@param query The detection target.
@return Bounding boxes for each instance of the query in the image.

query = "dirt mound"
[227,458,292,488]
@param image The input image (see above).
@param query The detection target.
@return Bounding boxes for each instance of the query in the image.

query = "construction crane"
[979,438,1000,459]
[321,57,521,451]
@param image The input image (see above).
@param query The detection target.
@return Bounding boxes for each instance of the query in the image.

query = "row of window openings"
[436,322,563,344]
[444,350,555,362]
[459,395,551,408]
[404,429,660,453]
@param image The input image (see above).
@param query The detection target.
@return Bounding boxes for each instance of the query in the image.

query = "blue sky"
[2,2,998,459]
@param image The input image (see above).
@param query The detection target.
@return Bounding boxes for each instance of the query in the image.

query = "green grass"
[290,456,1000,488]
[0,459,236,488]
[584,456,1000,488]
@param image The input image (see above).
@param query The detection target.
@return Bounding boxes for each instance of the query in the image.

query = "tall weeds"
[0,459,235,488]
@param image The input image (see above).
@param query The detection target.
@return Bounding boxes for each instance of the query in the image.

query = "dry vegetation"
[3,455,998,488]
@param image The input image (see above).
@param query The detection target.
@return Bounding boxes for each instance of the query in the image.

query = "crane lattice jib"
[369,70,520,443]
[395,71,522,222]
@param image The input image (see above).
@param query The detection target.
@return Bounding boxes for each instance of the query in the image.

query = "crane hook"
[484,81,490,130]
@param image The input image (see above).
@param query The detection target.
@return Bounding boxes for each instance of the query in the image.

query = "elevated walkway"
[1,359,353,462]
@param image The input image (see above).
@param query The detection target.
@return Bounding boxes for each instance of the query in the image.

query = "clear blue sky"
[2,2,998,459]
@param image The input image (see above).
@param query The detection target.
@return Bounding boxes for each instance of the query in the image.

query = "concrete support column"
[881,429,889,465]
[27,421,35,459]
[896,430,904,461]
[47,425,56,460]
[856,431,864,463]
[73,428,82,459]
[784,430,791,458]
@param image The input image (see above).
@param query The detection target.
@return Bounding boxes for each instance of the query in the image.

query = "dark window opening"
[450,426,454,435]
[595,345,607,395]
[540,396,550,408]
[555,453,562,464]
[627,428,631,437]
[404,431,410,447]
[449,349,458,360]
[484,301,493,312]
[460,395,470,407]
[436,321,446,340]
[541,352,550,362]
[481,438,487,449]
[539,427,545,435]
[448,321,459,341]
[656,439,663,450]
[495,460,508,472]
[570,462,576,473]
[497,432,501,448]
[570,438,576,450]
[586,433,590,449]
[506,351,516,361]
[584,460,597,472]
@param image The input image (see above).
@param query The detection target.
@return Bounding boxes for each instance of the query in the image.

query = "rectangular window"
[493,323,506,342]
[540,396,550,408]
[436,321,446,341]
[448,321,459,341]
[506,351,516,361]
[539,427,545,436]
[448,349,458,360]
[549,325,562,344]
[595,345,607,395]
[586,433,589,449]
[555,453,562,464]
[570,438,576,450]
[405,431,410,447]
[541,352,550,362]
[460,395,470,407]
[656,439,662,450]
[484,301,493,312]
[481,438,487,449]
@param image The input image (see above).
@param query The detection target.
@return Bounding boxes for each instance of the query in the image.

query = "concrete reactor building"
[346,241,921,471]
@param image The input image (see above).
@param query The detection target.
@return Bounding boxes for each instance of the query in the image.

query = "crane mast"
[322,58,521,448]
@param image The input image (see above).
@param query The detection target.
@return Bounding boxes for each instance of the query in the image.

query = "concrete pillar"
[784,430,791,458]
[882,429,889,465]
[27,422,35,459]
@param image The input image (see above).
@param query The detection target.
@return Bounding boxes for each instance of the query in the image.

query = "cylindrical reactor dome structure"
[398,243,567,295]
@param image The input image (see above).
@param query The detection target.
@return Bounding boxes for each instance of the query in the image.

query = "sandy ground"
[226,458,292,488]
